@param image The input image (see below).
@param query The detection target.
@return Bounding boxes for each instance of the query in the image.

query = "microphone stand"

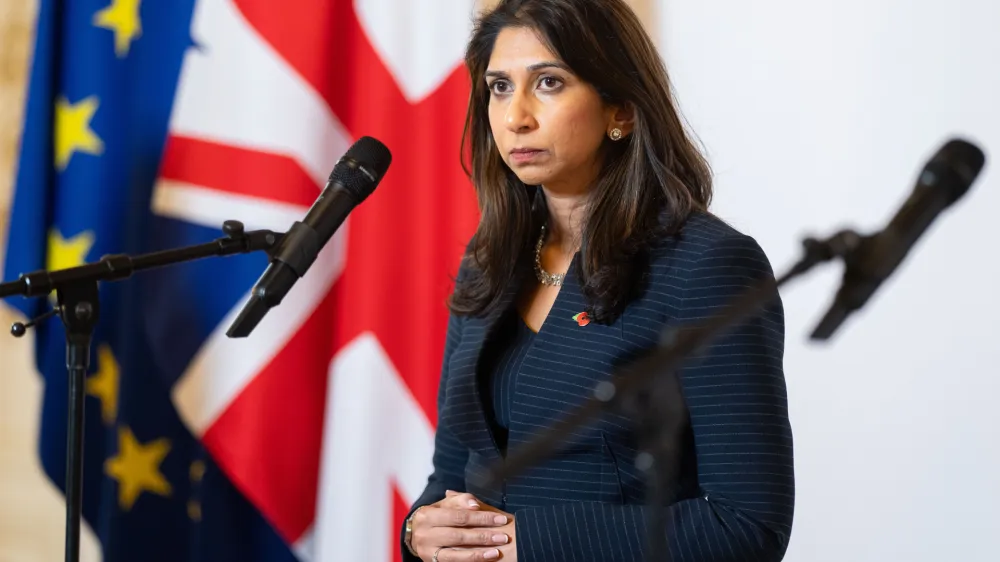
[0,221,283,562]
[481,228,866,562]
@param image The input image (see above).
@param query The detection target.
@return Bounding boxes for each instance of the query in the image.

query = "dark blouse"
[477,306,536,456]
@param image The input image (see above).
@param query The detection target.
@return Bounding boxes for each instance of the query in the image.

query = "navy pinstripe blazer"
[403,211,795,561]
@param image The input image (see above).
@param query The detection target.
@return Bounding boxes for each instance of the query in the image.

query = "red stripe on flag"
[391,482,410,562]
[160,135,321,208]
[331,68,480,427]
[200,285,337,544]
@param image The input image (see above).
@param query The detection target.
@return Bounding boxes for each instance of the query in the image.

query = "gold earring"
[609,128,623,141]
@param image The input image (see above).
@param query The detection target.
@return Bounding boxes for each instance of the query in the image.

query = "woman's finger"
[413,528,508,561]
[436,547,502,561]
[424,526,509,548]
[415,506,508,529]
[439,491,481,510]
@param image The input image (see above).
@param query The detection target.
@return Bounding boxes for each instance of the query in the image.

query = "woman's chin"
[509,170,551,187]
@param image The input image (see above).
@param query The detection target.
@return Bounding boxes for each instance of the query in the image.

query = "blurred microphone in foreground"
[811,138,986,340]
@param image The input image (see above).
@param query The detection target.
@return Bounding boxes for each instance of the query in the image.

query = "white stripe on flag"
[355,0,478,102]
[152,180,307,232]
[310,333,436,562]
[169,0,351,185]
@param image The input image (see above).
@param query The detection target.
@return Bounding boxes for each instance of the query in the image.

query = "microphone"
[226,136,392,338]
[811,138,985,340]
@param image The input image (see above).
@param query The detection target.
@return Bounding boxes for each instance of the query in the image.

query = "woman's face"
[486,27,617,195]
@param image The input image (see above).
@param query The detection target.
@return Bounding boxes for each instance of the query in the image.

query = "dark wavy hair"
[450,0,713,324]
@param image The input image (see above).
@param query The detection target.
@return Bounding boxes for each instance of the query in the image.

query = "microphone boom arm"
[0,220,283,300]
[0,220,283,562]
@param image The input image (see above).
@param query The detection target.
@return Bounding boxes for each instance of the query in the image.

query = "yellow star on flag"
[86,345,119,425]
[104,426,172,511]
[93,0,143,57]
[188,500,202,522]
[47,228,95,272]
[55,96,104,171]
[189,460,206,483]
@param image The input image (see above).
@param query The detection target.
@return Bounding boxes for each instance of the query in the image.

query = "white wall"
[659,1,999,560]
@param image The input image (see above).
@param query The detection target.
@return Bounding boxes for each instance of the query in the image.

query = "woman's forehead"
[487,28,560,70]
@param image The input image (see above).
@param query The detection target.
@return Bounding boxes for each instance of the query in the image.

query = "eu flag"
[2,1,299,560]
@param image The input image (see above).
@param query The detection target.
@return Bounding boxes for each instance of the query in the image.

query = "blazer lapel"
[442,268,526,464]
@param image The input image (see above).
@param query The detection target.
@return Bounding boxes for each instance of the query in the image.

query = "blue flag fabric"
[2,1,298,560]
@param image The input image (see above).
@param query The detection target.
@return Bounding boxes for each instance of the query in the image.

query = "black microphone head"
[330,136,392,201]
[924,138,986,204]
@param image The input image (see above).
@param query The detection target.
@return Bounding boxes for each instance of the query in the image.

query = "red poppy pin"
[572,312,591,327]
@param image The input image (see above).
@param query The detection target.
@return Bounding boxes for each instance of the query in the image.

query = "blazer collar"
[451,266,527,463]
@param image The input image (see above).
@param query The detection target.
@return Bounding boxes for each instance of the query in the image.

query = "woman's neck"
[541,188,587,256]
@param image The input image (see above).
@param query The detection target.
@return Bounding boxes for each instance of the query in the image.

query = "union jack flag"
[3,0,479,560]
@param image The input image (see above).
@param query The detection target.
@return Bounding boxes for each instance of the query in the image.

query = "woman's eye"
[539,76,562,90]
[489,80,511,95]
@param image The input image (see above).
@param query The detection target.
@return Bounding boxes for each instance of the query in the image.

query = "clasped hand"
[409,490,517,561]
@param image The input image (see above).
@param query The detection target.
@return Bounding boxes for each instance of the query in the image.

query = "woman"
[402,0,795,560]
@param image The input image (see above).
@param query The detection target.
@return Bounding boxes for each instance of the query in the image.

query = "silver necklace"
[534,225,565,286]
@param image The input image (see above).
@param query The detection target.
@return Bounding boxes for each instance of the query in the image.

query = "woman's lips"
[510,148,545,164]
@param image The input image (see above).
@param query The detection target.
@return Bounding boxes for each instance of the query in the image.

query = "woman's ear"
[608,102,637,137]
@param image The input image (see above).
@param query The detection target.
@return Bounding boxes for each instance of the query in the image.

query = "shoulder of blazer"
[644,211,776,297]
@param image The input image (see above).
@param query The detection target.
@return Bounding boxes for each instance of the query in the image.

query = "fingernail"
[468,500,479,508]
[492,534,508,544]
[493,515,507,525]
[484,549,500,560]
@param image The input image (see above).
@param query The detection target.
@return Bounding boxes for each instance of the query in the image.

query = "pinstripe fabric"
[403,211,795,562]
[481,310,538,454]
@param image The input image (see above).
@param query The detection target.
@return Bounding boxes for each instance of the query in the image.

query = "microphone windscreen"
[927,139,985,203]
[330,136,392,201]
